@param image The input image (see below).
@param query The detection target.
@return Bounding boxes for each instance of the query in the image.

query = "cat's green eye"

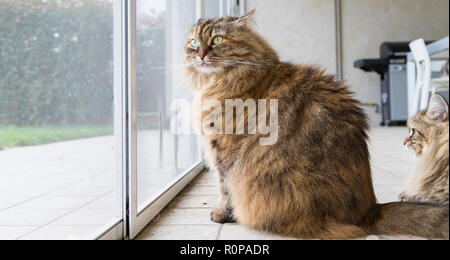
[213,36,224,45]
[190,39,200,48]
[411,128,419,135]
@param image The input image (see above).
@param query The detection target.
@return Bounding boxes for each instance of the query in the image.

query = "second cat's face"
[404,95,449,155]
[404,112,430,155]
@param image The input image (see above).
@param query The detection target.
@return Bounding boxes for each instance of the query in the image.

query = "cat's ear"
[236,9,256,26]
[427,94,449,122]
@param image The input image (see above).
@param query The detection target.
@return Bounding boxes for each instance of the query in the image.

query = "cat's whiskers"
[213,59,269,69]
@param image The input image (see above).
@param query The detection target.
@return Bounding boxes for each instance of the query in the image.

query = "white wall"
[246,0,449,125]
[246,0,337,74]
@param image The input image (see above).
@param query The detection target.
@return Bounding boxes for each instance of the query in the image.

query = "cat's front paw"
[210,207,236,224]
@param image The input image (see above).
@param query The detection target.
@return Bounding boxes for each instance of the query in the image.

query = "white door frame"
[89,0,128,241]
[99,0,247,240]
[124,0,205,239]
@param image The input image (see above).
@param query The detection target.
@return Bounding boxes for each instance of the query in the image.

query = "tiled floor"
[136,127,425,240]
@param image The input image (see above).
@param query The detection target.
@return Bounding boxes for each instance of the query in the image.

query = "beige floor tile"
[137,225,220,240]
[367,235,427,240]
[168,195,219,209]
[371,170,404,186]
[218,224,296,240]
[153,208,218,226]
[374,184,404,194]
[370,152,402,163]
[190,172,219,186]
[373,161,413,178]
[181,185,220,197]
[375,192,402,203]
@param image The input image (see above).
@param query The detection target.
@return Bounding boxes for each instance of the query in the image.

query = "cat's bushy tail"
[371,202,449,239]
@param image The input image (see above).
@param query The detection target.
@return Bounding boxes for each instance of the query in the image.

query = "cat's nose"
[197,51,205,60]
[403,138,409,146]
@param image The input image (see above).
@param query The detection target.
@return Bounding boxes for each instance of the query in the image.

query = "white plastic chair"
[409,39,432,113]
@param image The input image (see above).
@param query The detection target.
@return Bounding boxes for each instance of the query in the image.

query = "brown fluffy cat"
[183,10,449,239]
[401,94,449,205]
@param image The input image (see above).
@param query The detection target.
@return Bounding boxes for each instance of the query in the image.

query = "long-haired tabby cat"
[183,10,449,239]
[401,94,449,205]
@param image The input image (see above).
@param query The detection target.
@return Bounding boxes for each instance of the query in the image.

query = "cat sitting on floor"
[402,94,449,205]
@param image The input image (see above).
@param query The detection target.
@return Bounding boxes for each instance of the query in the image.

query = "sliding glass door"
[135,0,200,213]
[125,0,203,239]
[125,0,247,239]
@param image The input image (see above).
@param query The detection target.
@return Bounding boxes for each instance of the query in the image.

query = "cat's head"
[404,94,449,155]
[183,9,278,77]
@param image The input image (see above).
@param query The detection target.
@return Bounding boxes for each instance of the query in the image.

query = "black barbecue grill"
[354,42,417,126]
[355,42,413,78]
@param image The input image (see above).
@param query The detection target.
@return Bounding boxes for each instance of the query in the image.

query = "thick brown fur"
[183,11,449,240]
[402,94,449,205]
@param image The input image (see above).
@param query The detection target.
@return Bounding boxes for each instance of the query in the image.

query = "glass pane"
[136,0,201,210]
[205,0,221,18]
[0,0,120,240]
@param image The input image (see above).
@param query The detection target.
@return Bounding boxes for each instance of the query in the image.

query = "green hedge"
[0,0,115,126]
[0,0,166,127]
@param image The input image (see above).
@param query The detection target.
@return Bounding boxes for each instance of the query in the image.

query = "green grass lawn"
[0,125,113,149]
